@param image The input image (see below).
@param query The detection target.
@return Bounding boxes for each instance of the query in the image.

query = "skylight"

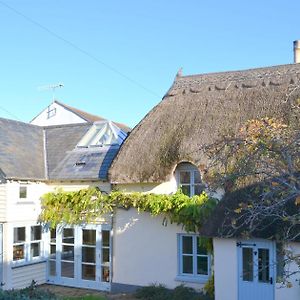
[77,121,126,147]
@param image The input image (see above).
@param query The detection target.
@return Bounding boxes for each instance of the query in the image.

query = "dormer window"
[77,121,127,148]
[176,163,204,197]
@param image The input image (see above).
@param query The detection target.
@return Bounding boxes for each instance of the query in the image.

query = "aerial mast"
[38,83,64,103]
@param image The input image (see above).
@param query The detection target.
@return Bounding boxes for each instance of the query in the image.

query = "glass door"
[81,229,97,281]
[47,225,111,291]
[238,240,274,300]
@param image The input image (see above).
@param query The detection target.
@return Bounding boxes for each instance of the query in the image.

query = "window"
[19,185,27,199]
[176,163,204,197]
[47,107,56,119]
[77,121,127,147]
[13,227,25,261]
[178,235,210,282]
[30,225,42,258]
[13,225,43,264]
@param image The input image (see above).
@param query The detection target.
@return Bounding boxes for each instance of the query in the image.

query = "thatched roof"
[199,183,300,241]
[109,63,300,184]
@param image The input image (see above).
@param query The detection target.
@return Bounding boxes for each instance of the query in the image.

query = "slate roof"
[109,63,300,184]
[50,146,120,180]
[0,118,45,180]
[44,123,91,177]
[0,118,125,181]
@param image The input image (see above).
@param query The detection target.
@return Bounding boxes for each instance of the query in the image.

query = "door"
[47,225,111,291]
[238,240,275,300]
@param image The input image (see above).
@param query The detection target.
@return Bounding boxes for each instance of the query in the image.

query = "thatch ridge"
[109,63,300,184]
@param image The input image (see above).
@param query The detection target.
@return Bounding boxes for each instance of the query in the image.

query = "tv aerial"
[37,83,64,102]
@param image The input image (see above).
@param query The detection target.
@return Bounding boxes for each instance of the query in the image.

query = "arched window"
[175,162,204,197]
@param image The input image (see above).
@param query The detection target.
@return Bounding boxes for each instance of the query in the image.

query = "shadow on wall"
[116,215,139,235]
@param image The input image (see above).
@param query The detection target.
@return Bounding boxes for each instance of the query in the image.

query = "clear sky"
[0,0,299,128]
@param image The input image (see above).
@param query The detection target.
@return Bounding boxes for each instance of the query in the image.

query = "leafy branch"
[39,188,218,233]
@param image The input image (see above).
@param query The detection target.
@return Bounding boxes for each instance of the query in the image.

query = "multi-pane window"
[13,225,43,263]
[101,230,111,282]
[13,227,26,261]
[30,225,42,258]
[178,235,210,279]
[47,107,56,119]
[177,163,204,197]
[19,185,27,199]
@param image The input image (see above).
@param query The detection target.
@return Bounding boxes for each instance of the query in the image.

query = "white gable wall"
[30,102,86,126]
[275,242,300,300]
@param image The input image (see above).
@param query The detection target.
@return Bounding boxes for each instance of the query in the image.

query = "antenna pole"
[37,83,64,102]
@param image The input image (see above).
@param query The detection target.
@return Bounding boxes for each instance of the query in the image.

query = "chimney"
[293,40,300,63]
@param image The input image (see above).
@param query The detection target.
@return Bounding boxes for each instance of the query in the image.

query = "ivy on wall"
[39,188,218,233]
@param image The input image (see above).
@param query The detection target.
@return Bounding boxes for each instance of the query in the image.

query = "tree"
[203,117,300,284]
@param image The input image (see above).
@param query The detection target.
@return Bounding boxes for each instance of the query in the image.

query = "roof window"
[77,121,126,148]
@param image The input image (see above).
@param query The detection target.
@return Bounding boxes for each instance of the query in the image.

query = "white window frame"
[12,224,44,266]
[176,163,204,197]
[77,121,126,148]
[19,184,28,199]
[47,106,56,119]
[176,234,210,283]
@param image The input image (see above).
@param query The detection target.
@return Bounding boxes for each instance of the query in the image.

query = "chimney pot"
[293,40,300,63]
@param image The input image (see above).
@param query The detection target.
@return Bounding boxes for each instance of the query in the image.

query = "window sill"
[16,201,35,205]
[11,258,46,269]
[175,275,209,284]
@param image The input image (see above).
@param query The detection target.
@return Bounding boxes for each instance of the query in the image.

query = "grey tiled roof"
[0,118,123,181]
[44,123,91,177]
[50,146,120,180]
[0,118,45,179]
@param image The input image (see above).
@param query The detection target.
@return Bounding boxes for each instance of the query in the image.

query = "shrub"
[0,281,57,300]
[173,285,201,300]
[135,284,212,300]
[135,284,172,300]
[203,274,214,298]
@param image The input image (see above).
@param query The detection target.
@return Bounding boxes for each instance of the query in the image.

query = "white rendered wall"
[213,238,238,300]
[275,242,300,300]
[0,183,7,222]
[112,208,206,290]
[30,102,86,126]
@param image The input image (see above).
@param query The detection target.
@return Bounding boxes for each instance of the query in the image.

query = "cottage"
[0,44,299,300]
[109,46,300,298]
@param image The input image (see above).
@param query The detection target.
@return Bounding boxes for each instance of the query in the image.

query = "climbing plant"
[39,188,218,233]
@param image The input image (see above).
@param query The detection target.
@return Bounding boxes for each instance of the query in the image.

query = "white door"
[47,225,111,291]
[238,240,275,300]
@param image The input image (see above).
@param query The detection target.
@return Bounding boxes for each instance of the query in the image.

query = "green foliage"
[39,188,218,234]
[0,282,57,299]
[135,284,171,300]
[63,296,106,300]
[203,274,215,298]
[135,284,212,300]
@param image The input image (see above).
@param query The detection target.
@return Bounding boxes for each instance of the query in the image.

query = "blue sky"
[0,0,299,127]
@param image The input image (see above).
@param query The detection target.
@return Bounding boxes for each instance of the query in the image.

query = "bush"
[173,285,200,300]
[203,275,214,298]
[135,284,172,300]
[135,284,212,300]
[0,281,57,300]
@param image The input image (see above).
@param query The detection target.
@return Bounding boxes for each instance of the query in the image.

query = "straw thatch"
[109,63,300,184]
